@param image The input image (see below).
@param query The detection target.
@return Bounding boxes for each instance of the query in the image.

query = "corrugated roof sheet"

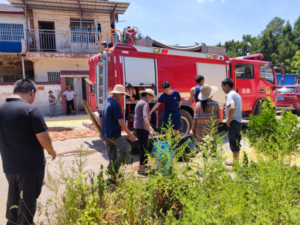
[0,3,24,12]
[7,0,129,14]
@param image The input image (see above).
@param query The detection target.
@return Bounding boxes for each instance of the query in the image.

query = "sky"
[1,0,300,46]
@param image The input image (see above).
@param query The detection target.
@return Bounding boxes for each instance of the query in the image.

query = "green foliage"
[246,99,300,158]
[218,16,300,72]
[288,50,300,74]
[218,35,259,58]
[41,116,300,224]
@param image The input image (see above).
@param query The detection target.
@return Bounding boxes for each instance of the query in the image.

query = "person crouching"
[134,89,157,174]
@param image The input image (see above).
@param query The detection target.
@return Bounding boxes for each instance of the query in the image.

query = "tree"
[259,30,273,62]
[242,34,259,54]
[290,50,300,74]
[278,21,298,63]
[265,17,285,37]
[293,16,300,48]
[260,17,285,62]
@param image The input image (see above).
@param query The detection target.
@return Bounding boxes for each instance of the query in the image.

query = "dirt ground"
[0,123,249,224]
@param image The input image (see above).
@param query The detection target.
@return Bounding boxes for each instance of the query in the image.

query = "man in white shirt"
[62,86,77,116]
[221,78,242,166]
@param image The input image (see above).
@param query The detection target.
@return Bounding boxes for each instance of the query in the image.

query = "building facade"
[0,0,129,115]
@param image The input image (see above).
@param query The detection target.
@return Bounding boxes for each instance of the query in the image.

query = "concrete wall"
[0,55,34,79]
[0,13,26,31]
[0,84,62,115]
[33,58,88,82]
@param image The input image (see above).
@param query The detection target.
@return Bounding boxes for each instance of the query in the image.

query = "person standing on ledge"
[150,81,181,136]
[189,75,205,105]
[0,79,56,225]
[62,85,77,116]
[221,78,242,166]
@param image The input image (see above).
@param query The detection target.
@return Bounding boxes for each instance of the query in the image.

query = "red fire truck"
[85,34,278,136]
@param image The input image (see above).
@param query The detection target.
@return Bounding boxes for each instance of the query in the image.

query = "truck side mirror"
[280,77,284,84]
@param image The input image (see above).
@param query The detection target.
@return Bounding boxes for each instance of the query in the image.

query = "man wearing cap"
[62,86,77,116]
[134,89,157,174]
[99,84,136,175]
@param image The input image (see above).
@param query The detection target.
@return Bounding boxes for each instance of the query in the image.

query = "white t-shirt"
[225,90,242,123]
[63,90,76,101]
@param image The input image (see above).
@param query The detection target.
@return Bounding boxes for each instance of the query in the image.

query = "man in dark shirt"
[0,79,57,225]
[99,84,135,176]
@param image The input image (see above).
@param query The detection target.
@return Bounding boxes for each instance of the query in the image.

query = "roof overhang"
[60,70,89,78]
[7,0,130,14]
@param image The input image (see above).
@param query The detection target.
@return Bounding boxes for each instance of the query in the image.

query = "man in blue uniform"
[151,81,181,135]
[189,75,205,105]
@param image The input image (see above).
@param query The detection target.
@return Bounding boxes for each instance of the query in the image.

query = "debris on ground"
[49,129,99,142]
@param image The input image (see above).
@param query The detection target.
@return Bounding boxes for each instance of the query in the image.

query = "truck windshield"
[260,65,274,84]
[277,87,295,93]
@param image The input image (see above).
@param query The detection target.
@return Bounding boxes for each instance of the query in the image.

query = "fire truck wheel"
[180,109,193,136]
[254,102,263,115]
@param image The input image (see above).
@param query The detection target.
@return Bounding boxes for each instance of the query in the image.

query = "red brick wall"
[60,77,67,114]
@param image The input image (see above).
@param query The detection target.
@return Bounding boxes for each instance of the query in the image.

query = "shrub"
[40,111,300,224]
[246,99,300,158]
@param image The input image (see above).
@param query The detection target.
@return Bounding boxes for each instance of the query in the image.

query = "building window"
[48,72,60,82]
[260,65,275,84]
[0,24,24,42]
[3,75,28,82]
[70,19,95,43]
[235,63,254,79]
[66,78,74,90]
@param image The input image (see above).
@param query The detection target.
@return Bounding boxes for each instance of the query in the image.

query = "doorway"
[39,21,56,51]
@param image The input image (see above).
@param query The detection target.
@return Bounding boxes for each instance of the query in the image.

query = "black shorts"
[227,120,242,152]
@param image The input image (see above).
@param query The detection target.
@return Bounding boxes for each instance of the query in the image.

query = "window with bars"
[48,72,61,82]
[70,19,95,43]
[66,78,74,90]
[3,75,28,82]
[0,24,24,42]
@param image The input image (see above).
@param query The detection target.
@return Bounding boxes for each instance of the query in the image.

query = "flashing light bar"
[207,54,212,58]
[243,54,264,60]
[213,55,218,59]
[162,49,169,54]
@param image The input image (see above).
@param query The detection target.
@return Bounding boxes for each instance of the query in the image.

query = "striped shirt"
[194,100,220,141]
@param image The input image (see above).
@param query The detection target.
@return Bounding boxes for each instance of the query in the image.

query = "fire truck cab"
[86,38,277,137]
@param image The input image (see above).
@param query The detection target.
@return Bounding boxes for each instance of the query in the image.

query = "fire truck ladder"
[96,51,108,109]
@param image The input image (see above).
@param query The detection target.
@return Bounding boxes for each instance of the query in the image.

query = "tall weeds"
[40,107,300,224]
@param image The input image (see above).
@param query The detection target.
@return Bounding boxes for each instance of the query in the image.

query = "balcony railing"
[26,29,113,54]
